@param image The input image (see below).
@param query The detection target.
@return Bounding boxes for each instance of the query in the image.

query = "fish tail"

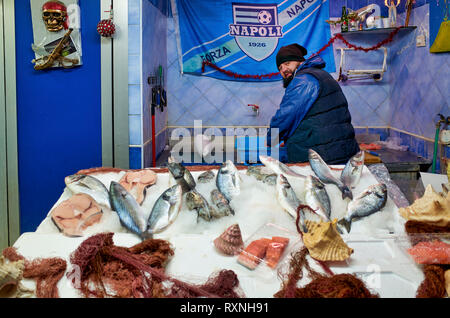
[338,218,352,233]
[341,186,353,200]
[141,230,153,240]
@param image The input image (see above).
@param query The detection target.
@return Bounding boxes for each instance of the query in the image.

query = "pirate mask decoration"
[42,1,68,32]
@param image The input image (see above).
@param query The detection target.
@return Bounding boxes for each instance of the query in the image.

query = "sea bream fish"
[109,181,149,239]
[146,185,183,235]
[167,157,196,193]
[338,183,388,233]
[304,175,332,222]
[308,149,353,200]
[65,174,111,209]
[276,174,322,233]
[259,155,306,179]
[340,151,365,189]
[216,160,241,202]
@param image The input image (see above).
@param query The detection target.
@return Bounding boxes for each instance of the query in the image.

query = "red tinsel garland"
[201,26,402,79]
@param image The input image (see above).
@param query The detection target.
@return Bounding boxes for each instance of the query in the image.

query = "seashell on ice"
[214,224,244,256]
[0,256,29,298]
[398,184,450,227]
[302,220,353,262]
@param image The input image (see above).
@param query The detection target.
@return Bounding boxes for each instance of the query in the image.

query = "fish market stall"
[2,153,448,298]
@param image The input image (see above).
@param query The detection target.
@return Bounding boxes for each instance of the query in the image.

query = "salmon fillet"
[237,238,271,270]
[265,237,290,269]
[407,240,450,264]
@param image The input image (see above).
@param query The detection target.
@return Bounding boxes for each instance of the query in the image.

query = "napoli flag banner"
[171,0,335,81]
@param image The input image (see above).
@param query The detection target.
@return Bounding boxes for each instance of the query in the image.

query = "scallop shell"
[302,219,353,262]
[399,184,450,227]
[0,256,25,298]
[214,224,244,256]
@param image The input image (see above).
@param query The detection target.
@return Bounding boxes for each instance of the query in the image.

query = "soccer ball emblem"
[257,10,272,25]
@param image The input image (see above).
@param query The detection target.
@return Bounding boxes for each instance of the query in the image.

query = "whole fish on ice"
[186,189,216,221]
[276,174,322,233]
[259,155,306,179]
[109,181,149,239]
[210,189,235,217]
[197,170,215,184]
[65,174,111,209]
[167,157,196,193]
[216,160,241,202]
[146,185,183,235]
[304,175,331,222]
[340,151,365,189]
[338,183,388,233]
[308,149,353,200]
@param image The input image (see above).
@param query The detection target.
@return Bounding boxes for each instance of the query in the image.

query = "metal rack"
[337,46,388,82]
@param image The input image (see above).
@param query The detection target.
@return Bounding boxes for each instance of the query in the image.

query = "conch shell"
[214,224,244,256]
[302,220,353,262]
[119,169,157,204]
[399,184,450,227]
[0,256,25,298]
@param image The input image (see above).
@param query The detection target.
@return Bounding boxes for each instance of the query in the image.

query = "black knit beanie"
[276,44,308,69]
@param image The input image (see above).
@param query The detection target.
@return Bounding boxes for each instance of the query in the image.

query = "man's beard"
[283,74,294,88]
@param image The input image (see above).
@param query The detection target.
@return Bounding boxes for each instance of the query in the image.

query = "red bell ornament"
[97,19,115,37]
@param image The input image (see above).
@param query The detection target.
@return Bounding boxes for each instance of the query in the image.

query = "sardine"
[109,181,149,239]
[338,183,388,233]
[259,155,306,179]
[167,157,196,193]
[340,151,365,189]
[65,174,110,208]
[186,189,216,221]
[146,185,183,235]
[197,170,215,184]
[304,175,332,222]
[210,189,235,217]
[308,149,353,200]
[216,160,241,202]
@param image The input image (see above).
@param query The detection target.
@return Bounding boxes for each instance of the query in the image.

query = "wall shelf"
[338,26,417,36]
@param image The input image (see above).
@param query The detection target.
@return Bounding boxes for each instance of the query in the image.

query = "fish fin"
[140,184,153,206]
[141,230,153,240]
[336,223,345,235]
[338,218,352,233]
[341,186,353,200]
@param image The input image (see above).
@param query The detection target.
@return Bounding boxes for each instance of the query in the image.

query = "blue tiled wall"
[128,0,142,169]
[128,0,169,169]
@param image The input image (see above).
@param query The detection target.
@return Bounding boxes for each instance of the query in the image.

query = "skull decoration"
[42,1,68,32]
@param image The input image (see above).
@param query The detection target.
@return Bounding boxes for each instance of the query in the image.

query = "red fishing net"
[274,247,379,298]
[2,247,67,298]
[416,265,447,298]
[67,232,244,298]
